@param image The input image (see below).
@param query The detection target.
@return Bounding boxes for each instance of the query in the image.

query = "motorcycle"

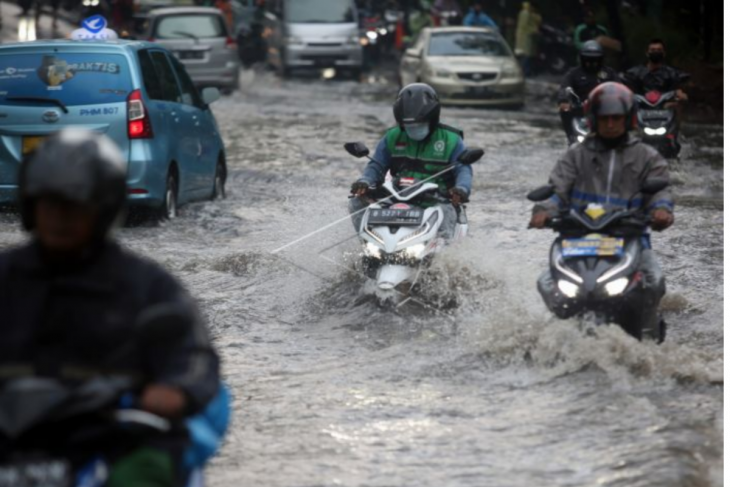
[345,142,483,302]
[359,12,387,69]
[433,9,461,26]
[0,308,220,487]
[634,86,687,158]
[563,86,589,145]
[534,22,574,75]
[527,178,669,341]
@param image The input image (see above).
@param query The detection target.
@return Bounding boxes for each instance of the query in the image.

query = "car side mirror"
[405,48,421,58]
[344,142,370,158]
[202,87,221,105]
[527,185,555,202]
[641,177,669,195]
[457,148,484,165]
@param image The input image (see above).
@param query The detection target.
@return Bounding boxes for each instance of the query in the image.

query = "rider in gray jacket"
[530,82,674,300]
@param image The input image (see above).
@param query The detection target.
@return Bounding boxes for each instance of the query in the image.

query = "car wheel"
[211,160,226,200]
[159,173,178,221]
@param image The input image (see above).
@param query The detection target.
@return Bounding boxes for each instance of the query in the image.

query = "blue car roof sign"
[71,16,119,40]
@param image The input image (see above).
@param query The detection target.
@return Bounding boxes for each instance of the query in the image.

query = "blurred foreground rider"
[531,82,673,302]
[557,40,618,144]
[349,83,472,238]
[0,129,220,486]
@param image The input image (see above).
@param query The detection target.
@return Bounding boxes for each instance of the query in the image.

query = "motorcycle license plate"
[368,208,424,226]
[562,236,624,257]
[0,459,71,487]
[640,109,672,120]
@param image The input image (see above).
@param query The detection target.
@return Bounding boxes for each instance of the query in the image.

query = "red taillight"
[127,188,149,194]
[226,36,236,50]
[127,89,153,139]
[645,90,661,104]
[148,37,156,42]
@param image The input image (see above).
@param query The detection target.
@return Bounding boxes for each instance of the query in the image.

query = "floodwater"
[0,69,723,487]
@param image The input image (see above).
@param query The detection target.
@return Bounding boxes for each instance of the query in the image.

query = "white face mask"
[405,123,430,141]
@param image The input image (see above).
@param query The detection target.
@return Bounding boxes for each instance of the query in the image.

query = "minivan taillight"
[226,36,236,50]
[127,89,153,139]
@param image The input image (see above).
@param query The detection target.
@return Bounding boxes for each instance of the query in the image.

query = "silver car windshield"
[285,0,355,23]
[429,33,509,57]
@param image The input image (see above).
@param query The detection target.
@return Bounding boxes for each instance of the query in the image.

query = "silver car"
[146,7,240,93]
[265,0,363,78]
[399,27,524,107]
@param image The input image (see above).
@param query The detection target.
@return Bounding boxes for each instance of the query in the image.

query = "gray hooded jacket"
[534,134,673,216]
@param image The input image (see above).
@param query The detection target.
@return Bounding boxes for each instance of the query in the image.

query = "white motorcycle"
[344,142,483,302]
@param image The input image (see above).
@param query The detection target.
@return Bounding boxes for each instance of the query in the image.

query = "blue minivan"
[0,40,227,219]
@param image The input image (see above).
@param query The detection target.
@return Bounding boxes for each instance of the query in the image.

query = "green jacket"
[359,124,472,196]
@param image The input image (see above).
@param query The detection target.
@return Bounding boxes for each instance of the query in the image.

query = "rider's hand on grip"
[351,181,369,197]
[529,211,550,229]
[141,384,187,418]
[449,187,467,205]
[650,209,674,231]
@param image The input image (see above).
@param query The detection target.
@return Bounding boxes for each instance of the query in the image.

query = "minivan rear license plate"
[178,51,205,60]
[22,136,48,155]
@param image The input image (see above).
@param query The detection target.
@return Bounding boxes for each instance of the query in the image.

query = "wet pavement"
[0,67,723,486]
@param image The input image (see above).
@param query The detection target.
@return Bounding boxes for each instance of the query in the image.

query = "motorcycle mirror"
[457,148,484,165]
[135,304,192,348]
[344,142,370,158]
[641,178,669,195]
[527,185,555,202]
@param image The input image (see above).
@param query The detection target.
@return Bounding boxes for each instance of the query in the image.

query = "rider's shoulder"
[436,123,464,139]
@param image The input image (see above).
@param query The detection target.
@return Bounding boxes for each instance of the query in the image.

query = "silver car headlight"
[432,68,453,79]
[286,36,305,46]
[502,63,521,79]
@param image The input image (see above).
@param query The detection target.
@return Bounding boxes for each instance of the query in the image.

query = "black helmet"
[19,128,127,236]
[580,40,604,72]
[393,83,441,132]
[585,81,636,132]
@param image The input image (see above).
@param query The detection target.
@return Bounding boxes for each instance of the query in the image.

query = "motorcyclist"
[430,0,462,26]
[530,82,674,303]
[573,9,608,51]
[349,83,472,239]
[557,40,618,144]
[462,2,498,29]
[0,129,221,486]
[621,38,689,102]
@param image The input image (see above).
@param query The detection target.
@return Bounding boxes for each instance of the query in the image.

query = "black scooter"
[527,178,669,341]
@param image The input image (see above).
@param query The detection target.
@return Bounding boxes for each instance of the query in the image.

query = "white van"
[266,0,363,78]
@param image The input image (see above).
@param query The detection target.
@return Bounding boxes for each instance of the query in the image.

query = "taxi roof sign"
[71,15,119,40]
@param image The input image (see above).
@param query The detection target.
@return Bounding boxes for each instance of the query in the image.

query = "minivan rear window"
[155,14,226,39]
[0,53,133,107]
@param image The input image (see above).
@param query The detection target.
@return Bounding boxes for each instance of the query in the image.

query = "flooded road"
[0,70,723,486]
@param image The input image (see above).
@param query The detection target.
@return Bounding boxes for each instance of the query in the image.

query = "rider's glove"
[351,180,370,196]
[449,187,468,204]
[650,209,674,231]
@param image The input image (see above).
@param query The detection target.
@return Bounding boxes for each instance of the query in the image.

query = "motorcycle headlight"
[577,135,585,143]
[405,243,426,258]
[644,127,658,135]
[365,242,382,259]
[557,279,579,298]
[366,31,378,41]
[654,127,667,135]
[604,277,629,296]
